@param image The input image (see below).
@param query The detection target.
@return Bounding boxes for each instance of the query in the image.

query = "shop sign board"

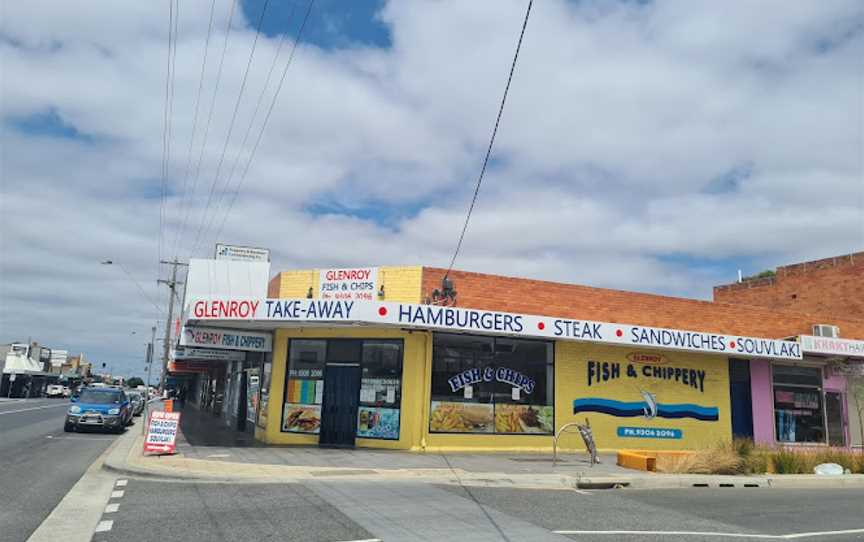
[188,298,804,360]
[800,335,864,359]
[144,411,181,454]
[180,326,272,352]
[215,243,270,262]
[173,346,245,362]
[168,360,212,374]
[319,267,378,302]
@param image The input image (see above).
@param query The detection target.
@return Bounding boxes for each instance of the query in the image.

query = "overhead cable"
[170,0,218,260]
[189,0,273,256]
[209,0,317,248]
[175,0,238,259]
[196,0,300,253]
[444,0,533,278]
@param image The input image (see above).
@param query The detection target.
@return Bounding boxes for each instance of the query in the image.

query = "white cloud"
[1,0,862,376]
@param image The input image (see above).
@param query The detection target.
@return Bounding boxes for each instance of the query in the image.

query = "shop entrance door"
[825,391,846,446]
[728,359,754,439]
[319,363,361,448]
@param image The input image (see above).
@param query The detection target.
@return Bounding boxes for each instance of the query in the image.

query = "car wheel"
[64,422,74,432]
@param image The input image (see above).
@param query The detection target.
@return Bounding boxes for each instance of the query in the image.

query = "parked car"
[127,391,145,416]
[45,384,65,398]
[65,387,133,433]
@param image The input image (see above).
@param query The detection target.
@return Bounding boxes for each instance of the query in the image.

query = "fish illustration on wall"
[573,396,718,422]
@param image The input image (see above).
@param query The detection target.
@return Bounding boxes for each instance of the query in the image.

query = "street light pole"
[143,325,156,436]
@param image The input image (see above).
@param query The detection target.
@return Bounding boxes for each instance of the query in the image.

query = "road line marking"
[572,489,592,495]
[110,490,124,499]
[105,503,119,513]
[553,531,778,539]
[334,539,382,542]
[46,436,116,441]
[116,479,128,487]
[551,530,864,539]
[94,520,113,533]
[783,529,864,539]
[0,404,69,415]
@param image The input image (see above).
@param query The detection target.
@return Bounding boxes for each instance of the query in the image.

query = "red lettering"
[229,300,239,317]
[194,301,205,318]
[249,300,259,318]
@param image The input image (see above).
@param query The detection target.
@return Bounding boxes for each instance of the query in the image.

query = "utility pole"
[157,259,187,392]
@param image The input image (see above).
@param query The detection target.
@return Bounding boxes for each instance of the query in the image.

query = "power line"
[209,0,316,248]
[175,0,239,260]
[170,0,218,260]
[196,0,300,253]
[163,0,180,261]
[157,0,176,270]
[189,0,273,257]
[445,0,533,277]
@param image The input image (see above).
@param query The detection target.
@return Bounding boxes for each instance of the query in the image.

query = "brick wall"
[713,252,864,324]
[421,267,864,340]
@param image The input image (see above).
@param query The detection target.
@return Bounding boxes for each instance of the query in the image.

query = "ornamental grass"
[656,439,864,475]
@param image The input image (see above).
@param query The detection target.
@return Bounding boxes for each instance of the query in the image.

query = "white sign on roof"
[187,298,804,361]
[215,244,270,262]
[800,335,864,359]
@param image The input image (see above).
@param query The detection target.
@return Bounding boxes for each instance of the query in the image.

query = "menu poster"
[429,401,494,433]
[282,403,321,433]
[357,407,400,439]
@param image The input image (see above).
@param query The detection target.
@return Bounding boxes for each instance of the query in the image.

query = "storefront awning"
[185,297,806,361]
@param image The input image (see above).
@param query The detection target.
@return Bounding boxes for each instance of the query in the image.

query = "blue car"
[65,387,133,433]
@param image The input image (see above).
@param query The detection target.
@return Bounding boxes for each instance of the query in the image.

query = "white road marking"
[110,490,124,499]
[46,436,115,441]
[115,479,128,487]
[0,404,69,415]
[94,520,113,533]
[572,489,592,495]
[334,539,382,542]
[105,503,120,513]
[552,529,864,539]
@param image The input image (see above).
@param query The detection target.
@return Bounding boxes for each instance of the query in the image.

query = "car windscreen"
[79,390,122,404]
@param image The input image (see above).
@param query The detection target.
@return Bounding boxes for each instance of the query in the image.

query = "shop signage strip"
[179,326,272,352]
[189,298,803,360]
[173,346,246,361]
[799,335,864,359]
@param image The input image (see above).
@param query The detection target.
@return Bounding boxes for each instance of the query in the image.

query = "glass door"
[825,391,846,446]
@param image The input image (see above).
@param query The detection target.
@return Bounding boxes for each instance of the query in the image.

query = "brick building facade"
[714,252,864,323]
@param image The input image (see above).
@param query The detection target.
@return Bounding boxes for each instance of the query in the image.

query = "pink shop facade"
[739,336,864,448]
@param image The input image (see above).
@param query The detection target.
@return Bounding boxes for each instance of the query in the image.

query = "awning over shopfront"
[185,297,804,361]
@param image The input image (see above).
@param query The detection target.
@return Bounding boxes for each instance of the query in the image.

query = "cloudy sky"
[1,0,862,378]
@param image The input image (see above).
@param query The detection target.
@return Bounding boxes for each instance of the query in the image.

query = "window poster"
[282,403,321,433]
[357,407,400,439]
[494,404,554,433]
[429,401,494,433]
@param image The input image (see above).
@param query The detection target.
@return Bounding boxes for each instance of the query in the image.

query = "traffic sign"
[144,411,181,455]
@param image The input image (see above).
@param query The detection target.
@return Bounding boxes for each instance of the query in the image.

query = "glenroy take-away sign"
[188,298,803,361]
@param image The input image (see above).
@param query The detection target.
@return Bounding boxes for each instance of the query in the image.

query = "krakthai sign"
[187,298,803,360]
[799,335,864,359]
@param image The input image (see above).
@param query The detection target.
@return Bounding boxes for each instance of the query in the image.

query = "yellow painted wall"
[270,266,423,303]
[556,342,732,451]
[258,327,430,450]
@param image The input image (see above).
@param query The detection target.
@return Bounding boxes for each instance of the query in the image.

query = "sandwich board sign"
[144,411,181,455]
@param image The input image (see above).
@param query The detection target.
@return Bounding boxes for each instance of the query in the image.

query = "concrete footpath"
[103,406,864,490]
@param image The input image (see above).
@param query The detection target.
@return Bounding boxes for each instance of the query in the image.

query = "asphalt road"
[0,398,121,542]
[86,478,864,542]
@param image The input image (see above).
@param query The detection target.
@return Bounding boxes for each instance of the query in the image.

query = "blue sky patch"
[241,0,391,50]
[8,109,93,141]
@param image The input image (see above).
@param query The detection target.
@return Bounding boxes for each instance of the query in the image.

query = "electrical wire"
[208,0,316,248]
[108,262,166,317]
[189,0,273,257]
[444,0,533,278]
[157,0,176,270]
[176,0,239,260]
[163,0,180,259]
[170,0,218,260]
[194,1,300,253]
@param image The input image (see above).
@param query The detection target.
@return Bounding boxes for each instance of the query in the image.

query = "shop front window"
[430,333,554,435]
[773,365,826,444]
[281,339,403,440]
